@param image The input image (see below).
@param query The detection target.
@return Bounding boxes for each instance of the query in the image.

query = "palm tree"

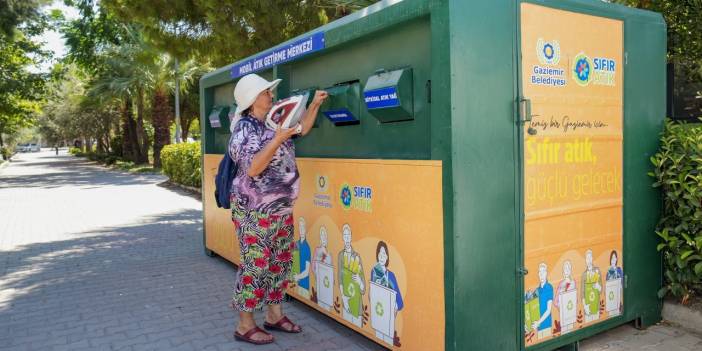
[143,54,209,167]
[173,58,210,142]
[146,54,173,168]
[86,25,152,164]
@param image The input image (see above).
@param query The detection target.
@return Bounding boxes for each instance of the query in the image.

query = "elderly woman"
[228,73,327,345]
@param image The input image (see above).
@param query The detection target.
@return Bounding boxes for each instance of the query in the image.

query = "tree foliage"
[0,1,49,146]
[62,0,128,74]
[614,0,702,83]
[100,0,378,66]
[0,0,50,38]
[38,64,120,150]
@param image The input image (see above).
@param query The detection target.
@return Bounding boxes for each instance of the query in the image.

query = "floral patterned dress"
[228,114,300,312]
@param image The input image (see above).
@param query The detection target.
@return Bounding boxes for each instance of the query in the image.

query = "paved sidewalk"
[0,150,381,351]
[0,150,700,351]
[580,322,702,350]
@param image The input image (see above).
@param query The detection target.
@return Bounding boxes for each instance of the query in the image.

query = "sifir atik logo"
[339,183,372,212]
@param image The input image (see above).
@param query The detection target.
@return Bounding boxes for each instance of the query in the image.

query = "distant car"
[16,144,29,152]
[29,143,40,152]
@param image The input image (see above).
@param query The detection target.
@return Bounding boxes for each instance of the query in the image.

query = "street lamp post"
[174,57,182,143]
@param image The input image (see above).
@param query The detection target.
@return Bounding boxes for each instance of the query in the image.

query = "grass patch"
[110,160,161,174]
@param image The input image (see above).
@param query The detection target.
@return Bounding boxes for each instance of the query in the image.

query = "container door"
[519,3,624,347]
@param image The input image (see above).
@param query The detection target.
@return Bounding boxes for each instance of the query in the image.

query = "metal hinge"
[519,97,537,135]
[518,267,529,276]
[518,97,532,124]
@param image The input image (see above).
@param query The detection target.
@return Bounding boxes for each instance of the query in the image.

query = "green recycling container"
[199,1,666,350]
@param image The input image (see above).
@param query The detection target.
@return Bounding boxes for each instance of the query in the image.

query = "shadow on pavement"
[0,157,162,189]
[0,208,383,350]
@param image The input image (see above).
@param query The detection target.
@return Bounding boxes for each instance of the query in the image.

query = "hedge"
[650,119,702,303]
[161,141,201,188]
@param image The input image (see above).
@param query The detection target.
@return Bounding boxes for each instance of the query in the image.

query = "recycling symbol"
[347,283,356,296]
[375,302,384,317]
[323,276,330,288]
[609,291,615,301]
[567,300,574,311]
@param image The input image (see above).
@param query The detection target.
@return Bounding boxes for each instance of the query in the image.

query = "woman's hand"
[274,125,299,144]
[310,90,329,107]
[247,126,296,177]
[299,90,328,136]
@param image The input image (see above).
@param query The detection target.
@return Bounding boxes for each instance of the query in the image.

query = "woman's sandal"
[263,315,302,333]
[234,326,274,345]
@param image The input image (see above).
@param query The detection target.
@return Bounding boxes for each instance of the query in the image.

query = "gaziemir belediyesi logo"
[531,38,566,87]
[313,174,332,209]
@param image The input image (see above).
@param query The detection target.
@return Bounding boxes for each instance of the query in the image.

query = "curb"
[167,181,202,195]
[0,160,9,172]
[663,300,702,335]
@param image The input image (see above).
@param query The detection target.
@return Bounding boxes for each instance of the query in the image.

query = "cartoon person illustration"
[293,217,311,299]
[581,249,603,323]
[531,263,554,339]
[313,225,334,311]
[370,241,404,345]
[337,223,365,327]
[312,225,332,275]
[606,250,623,280]
[554,260,577,334]
[605,250,623,315]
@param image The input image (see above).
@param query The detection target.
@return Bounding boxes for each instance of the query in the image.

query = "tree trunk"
[181,114,194,141]
[152,89,172,168]
[104,131,111,154]
[179,99,191,142]
[97,136,106,154]
[0,132,4,147]
[121,98,140,162]
[136,87,149,164]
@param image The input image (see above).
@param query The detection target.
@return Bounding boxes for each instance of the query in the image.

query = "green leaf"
[681,250,694,260]
[657,228,670,241]
[682,233,693,243]
[695,262,702,276]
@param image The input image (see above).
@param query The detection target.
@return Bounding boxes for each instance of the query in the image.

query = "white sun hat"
[231,73,282,131]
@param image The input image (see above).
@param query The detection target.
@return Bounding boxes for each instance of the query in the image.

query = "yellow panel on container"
[520,3,624,346]
[287,158,445,351]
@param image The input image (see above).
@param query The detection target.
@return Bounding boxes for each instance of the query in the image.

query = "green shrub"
[161,141,201,188]
[1,146,12,160]
[650,119,702,303]
[69,147,83,156]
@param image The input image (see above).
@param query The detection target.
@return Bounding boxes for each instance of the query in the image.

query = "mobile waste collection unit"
[199,0,666,349]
